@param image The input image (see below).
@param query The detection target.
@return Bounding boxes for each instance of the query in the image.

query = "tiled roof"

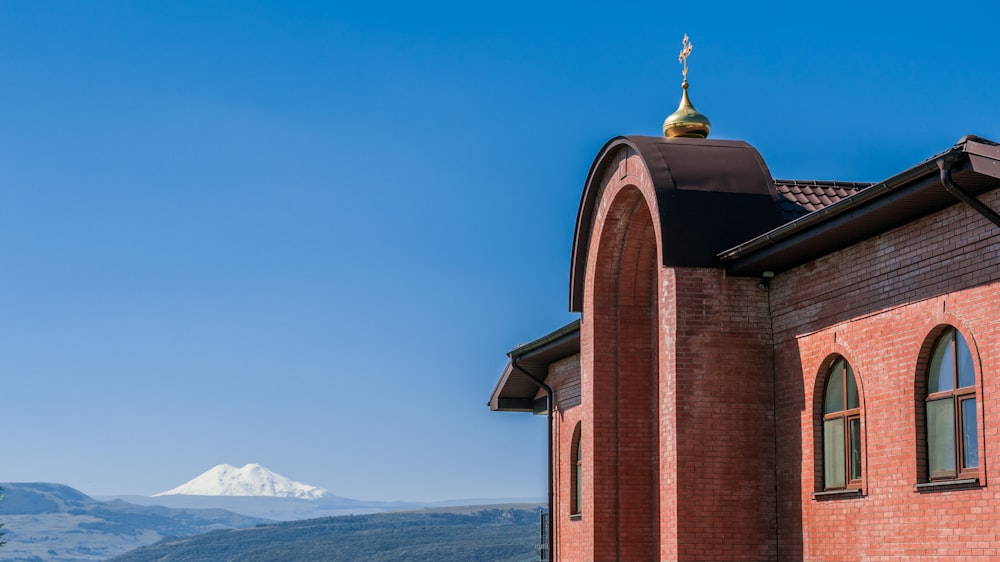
[774,179,875,220]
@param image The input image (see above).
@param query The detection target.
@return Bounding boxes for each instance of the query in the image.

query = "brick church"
[489,40,1000,562]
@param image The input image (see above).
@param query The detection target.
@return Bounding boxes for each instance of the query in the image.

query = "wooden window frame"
[926,328,979,482]
[822,357,862,491]
[570,423,582,518]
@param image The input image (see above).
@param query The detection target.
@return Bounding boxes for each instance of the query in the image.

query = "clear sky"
[0,1,998,502]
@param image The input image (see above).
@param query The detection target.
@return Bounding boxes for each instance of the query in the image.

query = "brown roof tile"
[774,179,874,220]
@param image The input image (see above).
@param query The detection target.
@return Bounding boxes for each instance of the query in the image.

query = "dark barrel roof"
[569,136,786,312]
[495,136,1000,415]
[569,134,1000,298]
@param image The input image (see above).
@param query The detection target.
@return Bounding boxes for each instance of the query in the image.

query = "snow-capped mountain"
[153,463,328,500]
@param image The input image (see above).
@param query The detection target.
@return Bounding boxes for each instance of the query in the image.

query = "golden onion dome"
[662,79,711,138]
[663,34,710,139]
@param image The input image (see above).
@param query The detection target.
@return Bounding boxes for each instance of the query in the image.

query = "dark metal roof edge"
[961,134,1000,159]
[717,140,975,265]
[507,319,581,359]
[489,319,581,412]
[773,179,876,188]
[488,361,519,411]
[569,136,635,313]
[569,135,770,312]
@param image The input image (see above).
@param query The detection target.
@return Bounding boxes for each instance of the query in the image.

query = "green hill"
[108,505,543,562]
[0,482,268,561]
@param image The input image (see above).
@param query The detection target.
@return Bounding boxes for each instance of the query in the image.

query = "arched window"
[823,357,861,490]
[570,423,582,517]
[926,327,978,481]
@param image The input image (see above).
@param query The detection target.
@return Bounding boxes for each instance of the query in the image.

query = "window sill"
[811,489,863,501]
[914,478,980,493]
[569,513,582,521]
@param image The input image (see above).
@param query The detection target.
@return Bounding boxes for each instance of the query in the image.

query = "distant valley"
[0,482,268,561]
[0,464,543,561]
[106,505,543,562]
[103,491,423,521]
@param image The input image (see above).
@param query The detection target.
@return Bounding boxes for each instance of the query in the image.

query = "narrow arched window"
[926,327,978,480]
[570,423,582,517]
[823,357,861,490]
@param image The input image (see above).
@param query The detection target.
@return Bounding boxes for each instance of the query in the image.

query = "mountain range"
[0,465,543,560]
[106,505,543,562]
[110,463,425,521]
[0,482,268,561]
[122,463,539,521]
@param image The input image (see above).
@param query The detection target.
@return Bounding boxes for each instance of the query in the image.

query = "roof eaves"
[488,319,581,412]
[488,362,532,412]
[507,319,581,359]
[716,142,967,267]
[774,179,875,220]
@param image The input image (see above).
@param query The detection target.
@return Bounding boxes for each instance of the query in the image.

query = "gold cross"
[678,34,692,81]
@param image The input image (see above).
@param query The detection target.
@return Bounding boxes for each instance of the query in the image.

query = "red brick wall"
[552,379,586,561]
[553,139,1000,560]
[545,352,583,562]
[672,267,778,561]
[579,148,662,561]
[772,190,1000,560]
[659,265,680,561]
[589,184,658,561]
[570,146,779,561]
[546,354,581,411]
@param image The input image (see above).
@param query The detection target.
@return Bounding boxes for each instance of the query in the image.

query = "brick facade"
[492,135,1000,561]
[571,145,779,561]
[772,189,1000,560]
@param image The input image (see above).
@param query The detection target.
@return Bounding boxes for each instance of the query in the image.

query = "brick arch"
[912,315,984,395]
[912,316,986,485]
[809,345,869,427]
[572,137,780,560]
[589,184,659,561]
[810,349,869,493]
[570,422,582,516]
[569,136,780,312]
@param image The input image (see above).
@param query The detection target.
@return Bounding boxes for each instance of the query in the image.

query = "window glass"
[956,331,975,389]
[576,439,583,499]
[928,334,955,393]
[571,425,582,516]
[849,417,862,481]
[824,418,845,489]
[962,398,979,469]
[927,398,956,477]
[925,327,980,481]
[846,364,859,410]
[822,357,863,491]
[824,360,844,414]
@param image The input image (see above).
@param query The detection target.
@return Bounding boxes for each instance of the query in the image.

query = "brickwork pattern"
[771,190,1000,561]
[551,354,586,562]
[545,355,582,411]
[582,148,662,561]
[553,143,1000,561]
[571,146,779,561]
[672,268,777,561]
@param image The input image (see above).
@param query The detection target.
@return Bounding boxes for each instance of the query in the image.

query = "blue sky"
[0,1,998,502]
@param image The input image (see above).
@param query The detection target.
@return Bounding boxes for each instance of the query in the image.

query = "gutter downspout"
[511,356,556,562]
[939,161,1000,229]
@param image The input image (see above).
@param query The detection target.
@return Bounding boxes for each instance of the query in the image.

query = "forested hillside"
[108,506,542,562]
[0,482,267,561]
